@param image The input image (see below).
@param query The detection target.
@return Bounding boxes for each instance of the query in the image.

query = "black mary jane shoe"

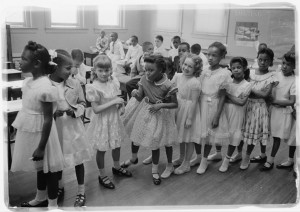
[112,167,133,177]
[98,176,115,189]
[74,193,86,207]
[120,158,138,168]
[250,156,267,163]
[259,162,274,171]
[276,163,294,169]
[152,173,161,185]
[21,200,48,207]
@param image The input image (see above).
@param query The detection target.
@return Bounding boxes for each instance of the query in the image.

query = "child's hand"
[119,104,125,116]
[32,147,45,161]
[211,116,220,128]
[185,118,192,128]
[55,110,64,117]
[113,97,124,106]
[149,104,161,114]
[66,108,75,117]
[131,89,138,98]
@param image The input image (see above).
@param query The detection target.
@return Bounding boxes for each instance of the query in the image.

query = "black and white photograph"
[0,0,299,211]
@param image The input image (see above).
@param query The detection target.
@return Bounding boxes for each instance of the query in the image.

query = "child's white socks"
[78,184,85,195]
[29,189,47,206]
[48,198,58,209]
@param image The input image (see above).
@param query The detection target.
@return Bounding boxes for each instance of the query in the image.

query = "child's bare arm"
[185,89,200,128]
[272,95,296,107]
[226,93,249,106]
[92,97,124,114]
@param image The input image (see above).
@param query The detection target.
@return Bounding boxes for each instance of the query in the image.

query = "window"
[96,4,124,28]
[46,6,84,29]
[193,4,229,36]
[156,5,182,32]
[5,7,32,28]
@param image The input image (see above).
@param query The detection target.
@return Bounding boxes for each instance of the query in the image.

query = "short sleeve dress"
[85,76,128,151]
[124,74,178,150]
[172,73,201,144]
[11,76,65,173]
[199,66,232,145]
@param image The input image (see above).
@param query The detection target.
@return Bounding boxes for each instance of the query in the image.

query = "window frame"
[94,5,125,30]
[155,6,183,33]
[5,6,33,28]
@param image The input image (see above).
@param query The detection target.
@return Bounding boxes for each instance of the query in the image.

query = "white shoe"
[172,158,183,166]
[190,156,201,167]
[197,159,208,174]
[219,157,230,173]
[229,153,242,163]
[240,157,250,170]
[207,152,222,161]
[161,166,174,179]
[142,155,152,165]
[174,164,191,175]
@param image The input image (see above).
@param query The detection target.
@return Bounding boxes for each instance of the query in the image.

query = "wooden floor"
[6,137,299,209]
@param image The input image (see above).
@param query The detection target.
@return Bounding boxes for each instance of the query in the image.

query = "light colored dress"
[52,80,93,168]
[123,74,178,150]
[199,66,232,145]
[219,79,252,146]
[243,69,278,145]
[11,76,64,173]
[172,73,201,143]
[85,76,128,151]
[270,71,295,139]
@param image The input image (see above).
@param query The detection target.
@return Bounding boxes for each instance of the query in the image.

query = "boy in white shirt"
[107,32,125,74]
[96,30,109,54]
[168,36,181,62]
[154,35,168,57]
[191,43,209,67]
[71,49,92,85]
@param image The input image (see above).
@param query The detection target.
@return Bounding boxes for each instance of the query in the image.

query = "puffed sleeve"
[217,69,232,89]
[85,84,101,102]
[190,78,202,91]
[171,72,179,86]
[111,76,121,96]
[242,82,253,97]
[39,85,58,102]
[267,72,279,86]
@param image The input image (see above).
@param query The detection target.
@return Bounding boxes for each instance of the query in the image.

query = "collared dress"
[11,76,65,173]
[51,78,93,168]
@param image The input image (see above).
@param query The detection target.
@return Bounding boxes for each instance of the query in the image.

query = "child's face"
[131,38,138,47]
[172,38,180,49]
[110,33,117,42]
[281,58,294,76]
[207,47,223,67]
[145,62,161,82]
[231,62,244,80]
[154,38,162,48]
[144,44,154,56]
[95,67,111,82]
[56,58,73,81]
[19,49,34,73]
[257,53,272,72]
[178,45,189,57]
[182,58,195,77]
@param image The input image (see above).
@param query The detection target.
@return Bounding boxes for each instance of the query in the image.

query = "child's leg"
[219,145,236,172]
[190,143,202,166]
[197,143,212,174]
[97,150,115,189]
[121,142,139,167]
[260,142,267,158]
[267,137,281,164]
[174,143,193,175]
[75,164,85,194]
[24,170,47,207]
[46,172,59,208]
[57,171,64,201]
[250,142,267,163]
[152,149,161,185]
[240,144,255,169]
[112,147,132,177]
[172,143,185,166]
[161,146,174,179]
[277,146,296,168]
[207,145,222,161]
[230,141,244,163]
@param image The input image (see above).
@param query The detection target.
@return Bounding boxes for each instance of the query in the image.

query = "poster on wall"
[235,22,259,47]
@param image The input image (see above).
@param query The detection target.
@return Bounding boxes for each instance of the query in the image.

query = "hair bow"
[48,49,57,66]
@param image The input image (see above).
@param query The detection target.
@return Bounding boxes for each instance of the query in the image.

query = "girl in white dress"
[85,55,132,190]
[196,42,232,174]
[260,51,296,171]
[49,49,93,206]
[11,41,64,208]
[218,57,252,172]
[172,53,202,175]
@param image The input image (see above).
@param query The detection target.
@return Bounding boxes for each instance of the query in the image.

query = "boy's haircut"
[52,49,72,70]
[259,43,268,49]
[283,51,296,67]
[230,57,250,80]
[257,47,274,66]
[142,41,153,52]
[172,36,181,42]
[144,54,166,73]
[181,53,203,77]
[209,42,227,58]
[191,44,201,55]
[180,42,190,51]
[71,49,84,62]
[111,32,118,38]
[131,35,138,42]
[24,40,53,74]
[155,35,164,42]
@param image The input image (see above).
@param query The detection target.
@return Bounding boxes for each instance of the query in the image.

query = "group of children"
[10,36,297,208]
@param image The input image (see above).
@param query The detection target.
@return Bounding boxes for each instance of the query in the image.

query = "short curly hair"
[144,54,166,73]
[181,53,203,77]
